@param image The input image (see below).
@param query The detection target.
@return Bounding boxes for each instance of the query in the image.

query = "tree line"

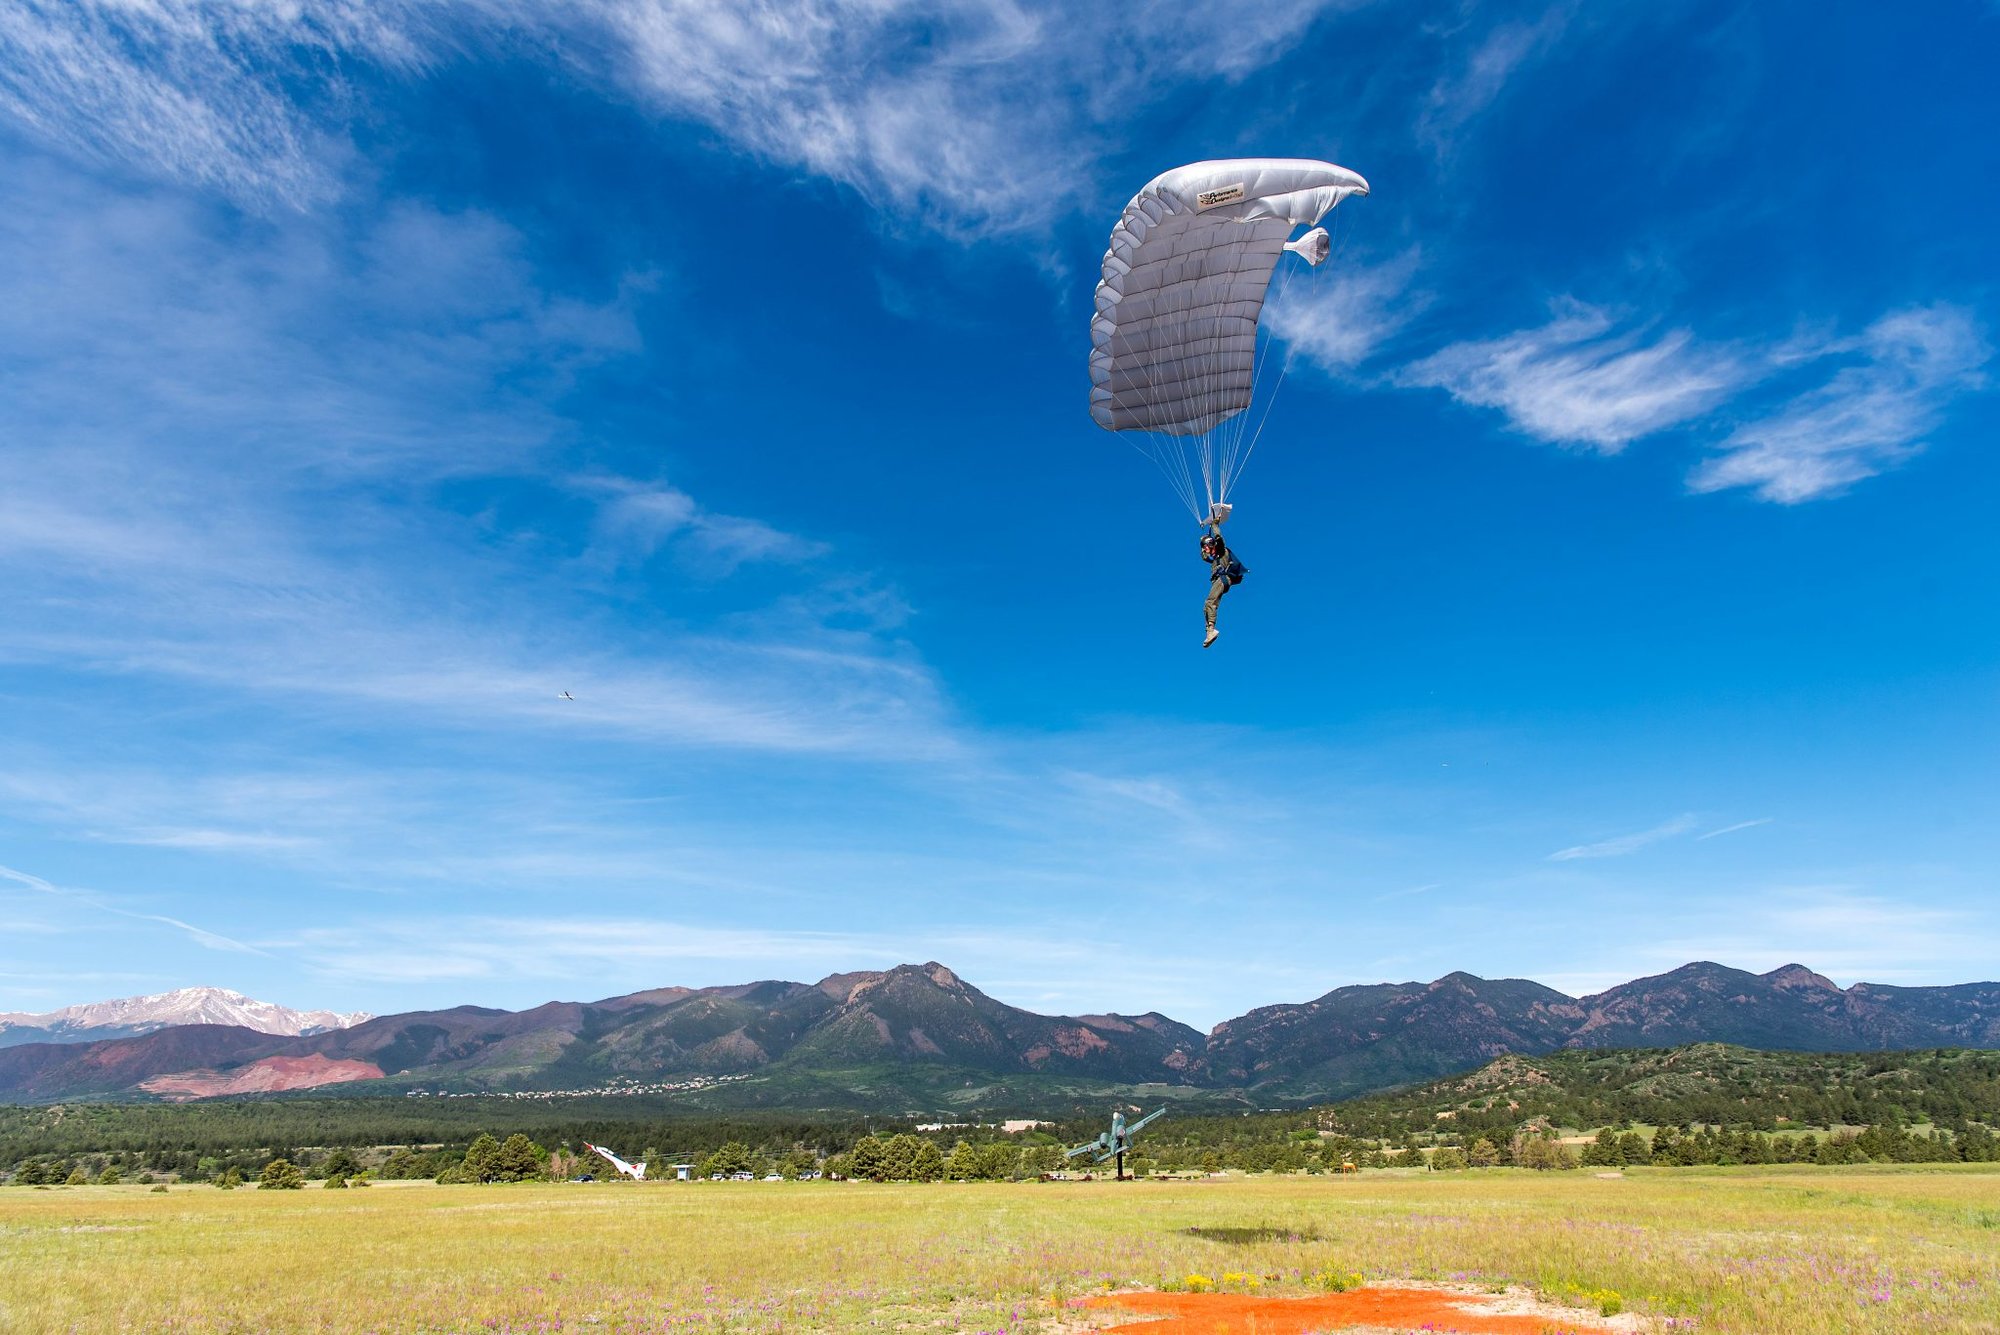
[4,1044,1994,1185]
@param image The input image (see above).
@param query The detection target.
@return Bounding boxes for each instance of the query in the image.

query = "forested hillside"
[1324,1044,2000,1144]
[5,1042,1995,1186]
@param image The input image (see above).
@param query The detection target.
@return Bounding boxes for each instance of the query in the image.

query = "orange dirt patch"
[140,1054,383,1099]
[1080,1287,1618,1335]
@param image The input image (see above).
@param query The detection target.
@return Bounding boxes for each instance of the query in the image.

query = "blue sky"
[1,1,1995,1029]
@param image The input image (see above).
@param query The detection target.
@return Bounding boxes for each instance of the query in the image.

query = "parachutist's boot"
[1203,628,1219,648]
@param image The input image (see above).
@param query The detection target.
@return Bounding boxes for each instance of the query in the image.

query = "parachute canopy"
[1089,158,1368,520]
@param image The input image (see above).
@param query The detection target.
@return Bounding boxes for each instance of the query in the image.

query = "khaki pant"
[1204,576,1230,632]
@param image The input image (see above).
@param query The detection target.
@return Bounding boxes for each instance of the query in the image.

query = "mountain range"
[0,961,1994,1108]
[0,987,370,1050]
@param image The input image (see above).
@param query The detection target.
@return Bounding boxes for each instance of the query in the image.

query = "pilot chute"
[1089,158,1368,524]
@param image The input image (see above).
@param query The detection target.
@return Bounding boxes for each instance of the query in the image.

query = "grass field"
[4,1166,1998,1334]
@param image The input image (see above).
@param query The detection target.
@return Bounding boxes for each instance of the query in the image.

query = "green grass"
[4,1166,1998,1333]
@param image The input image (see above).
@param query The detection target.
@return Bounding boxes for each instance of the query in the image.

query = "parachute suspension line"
[1113,288,1206,524]
[1220,249,1301,501]
[1236,257,1323,487]
[1158,434,1204,523]
[1122,239,1214,524]
[1203,228,1257,512]
[1124,430,1203,524]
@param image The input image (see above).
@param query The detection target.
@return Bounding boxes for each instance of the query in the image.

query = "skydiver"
[1199,524,1245,648]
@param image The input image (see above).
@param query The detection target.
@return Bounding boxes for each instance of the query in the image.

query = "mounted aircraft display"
[583,1141,646,1181]
[1066,1107,1165,1181]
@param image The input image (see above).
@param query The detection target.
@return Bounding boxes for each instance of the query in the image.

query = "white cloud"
[0,862,264,954]
[1689,304,1989,503]
[1400,301,1753,452]
[286,916,895,984]
[1418,2,1577,155]
[586,476,827,572]
[0,0,1351,230]
[590,0,1352,231]
[1698,817,1772,840]
[1548,813,1697,861]
[0,159,952,761]
[1633,888,1998,986]
[1402,301,1988,501]
[1268,248,1428,372]
[1373,882,1440,902]
[0,0,430,209]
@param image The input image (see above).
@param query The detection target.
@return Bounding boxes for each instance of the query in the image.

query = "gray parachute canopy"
[1089,158,1368,521]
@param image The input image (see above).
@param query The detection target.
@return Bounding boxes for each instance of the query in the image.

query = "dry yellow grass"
[3,1166,1997,1333]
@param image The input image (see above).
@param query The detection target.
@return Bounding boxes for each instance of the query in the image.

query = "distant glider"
[560,691,575,701]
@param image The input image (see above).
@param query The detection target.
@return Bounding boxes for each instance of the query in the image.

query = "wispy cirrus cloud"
[1397,301,1753,451]
[1548,813,1697,861]
[1268,248,1429,372]
[1632,888,1997,986]
[592,0,1353,231]
[0,0,382,208]
[1690,304,1989,503]
[0,863,263,954]
[1699,817,1772,840]
[0,156,951,761]
[0,0,1355,230]
[583,476,828,573]
[1399,300,1989,501]
[1418,2,1577,156]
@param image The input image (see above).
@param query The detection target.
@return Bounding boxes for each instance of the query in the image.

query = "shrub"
[259,1159,305,1190]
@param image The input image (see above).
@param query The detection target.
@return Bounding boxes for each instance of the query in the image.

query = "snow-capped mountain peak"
[0,986,370,1047]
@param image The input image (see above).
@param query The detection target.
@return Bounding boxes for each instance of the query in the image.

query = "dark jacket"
[1201,535,1245,585]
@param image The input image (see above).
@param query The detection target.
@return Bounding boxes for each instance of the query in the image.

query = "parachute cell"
[1089,158,1367,521]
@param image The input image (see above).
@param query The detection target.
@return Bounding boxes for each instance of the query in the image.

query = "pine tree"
[710,1142,753,1177]
[496,1134,543,1182]
[462,1134,502,1183]
[973,1142,1019,1179]
[908,1140,945,1182]
[848,1136,887,1182]
[881,1134,920,1182]
[945,1141,981,1181]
